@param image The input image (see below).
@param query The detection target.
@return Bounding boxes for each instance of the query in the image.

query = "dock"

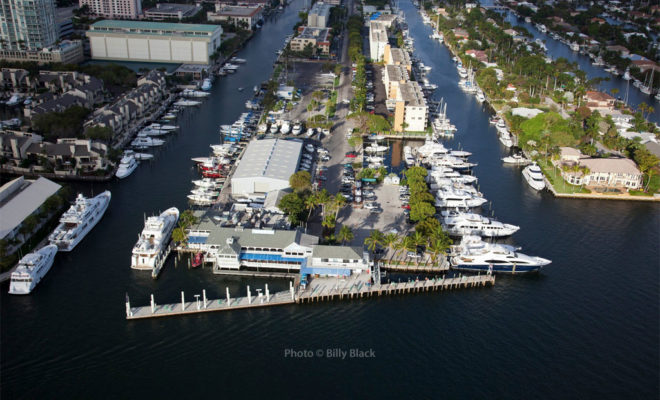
[125,273,495,320]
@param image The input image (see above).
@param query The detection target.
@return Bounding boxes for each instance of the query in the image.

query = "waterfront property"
[369,22,388,61]
[0,41,84,64]
[0,176,61,242]
[383,45,412,72]
[307,2,332,28]
[0,0,57,51]
[24,139,110,173]
[86,20,223,64]
[207,5,263,30]
[555,147,644,190]
[231,138,302,197]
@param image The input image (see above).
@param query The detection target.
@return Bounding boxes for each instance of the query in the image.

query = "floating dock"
[125,273,495,320]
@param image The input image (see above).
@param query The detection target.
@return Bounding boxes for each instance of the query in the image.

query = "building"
[290,26,331,56]
[584,91,615,112]
[0,176,61,241]
[79,0,142,19]
[383,45,412,72]
[369,22,388,61]
[186,217,370,276]
[144,3,202,21]
[231,138,302,197]
[0,131,43,165]
[56,7,75,39]
[452,28,469,40]
[323,0,341,5]
[0,0,58,51]
[393,81,428,132]
[86,20,222,64]
[0,40,84,64]
[207,5,263,29]
[465,49,488,64]
[557,148,644,190]
[382,64,409,99]
[307,2,332,28]
[25,139,109,172]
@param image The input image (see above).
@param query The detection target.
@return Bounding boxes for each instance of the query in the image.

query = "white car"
[305,144,315,152]
[306,128,315,138]
[292,124,302,135]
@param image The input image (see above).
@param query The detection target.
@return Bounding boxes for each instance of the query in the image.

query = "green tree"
[337,225,354,245]
[364,229,384,253]
[172,227,187,244]
[19,214,39,237]
[289,170,311,192]
[85,126,113,141]
[278,192,306,225]
[382,232,399,261]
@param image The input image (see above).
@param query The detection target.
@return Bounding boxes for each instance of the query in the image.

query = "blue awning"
[240,253,304,263]
[188,236,208,244]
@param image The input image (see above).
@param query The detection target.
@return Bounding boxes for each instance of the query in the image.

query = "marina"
[1,0,658,398]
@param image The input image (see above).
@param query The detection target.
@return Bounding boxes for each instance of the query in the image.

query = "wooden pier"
[125,274,495,320]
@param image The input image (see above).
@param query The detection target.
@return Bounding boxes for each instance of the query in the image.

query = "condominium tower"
[0,0,58,50]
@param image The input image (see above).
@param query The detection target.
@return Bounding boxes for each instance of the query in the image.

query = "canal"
[1,0,658,398]
[493,5,660,123]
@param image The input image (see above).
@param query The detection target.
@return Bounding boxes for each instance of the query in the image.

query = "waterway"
[493,5,660,123]
[1,0,658,398]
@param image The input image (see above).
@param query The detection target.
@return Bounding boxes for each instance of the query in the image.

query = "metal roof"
[0,177,61,240]
[194,223,318,250]
[232,138,302,182]
[312,245,364,260]
[90,20,221,34]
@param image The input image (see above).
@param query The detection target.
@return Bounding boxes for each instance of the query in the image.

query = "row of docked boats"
[9,191,112,294]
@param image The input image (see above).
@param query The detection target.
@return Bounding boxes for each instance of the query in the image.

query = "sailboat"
[640,69,654,95]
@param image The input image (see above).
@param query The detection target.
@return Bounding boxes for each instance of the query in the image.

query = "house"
[465,49,488,64]
[291,26,332,56]
[0,131,43,165]
[452,28,469,40]
[631,60,660,73]
[605,45,630,57]
[506,84,516,91]
[590,17,606,24]
[584,91,615,112]
[556,148,643,190]
[1,69,35,92]
[25,138,109,172]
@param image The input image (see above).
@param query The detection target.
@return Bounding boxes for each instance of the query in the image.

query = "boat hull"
[451,263,543,274]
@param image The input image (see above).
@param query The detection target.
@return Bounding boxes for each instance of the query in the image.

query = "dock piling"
[150,294,155,314]
[265,284,270,302]
[247,285,252,304]
[226,287,231,307]
[289,281,294,300]
[203,289,208,309]
[180,291,185,311]
[195,294,201,310]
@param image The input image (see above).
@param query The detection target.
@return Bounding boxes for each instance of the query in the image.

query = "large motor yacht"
[441,211,520,237]
[49,191,111,251]
[450,236,551,273]
[8,245,58,294]
[131,207,179,270]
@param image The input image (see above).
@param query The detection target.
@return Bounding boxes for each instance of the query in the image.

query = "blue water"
[1,0,658,398]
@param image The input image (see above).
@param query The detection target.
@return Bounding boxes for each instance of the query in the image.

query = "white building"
[207,5,263,29]
[0,177,61,241]
[0,0,58,51]
[369,21,388,61]
[393,82,427,132]
[79,0,142,19]
[231,138,302,197]
[307,2,332,28]
[558,148,644,190]
[144,3,202,21]
[86,20,222,65]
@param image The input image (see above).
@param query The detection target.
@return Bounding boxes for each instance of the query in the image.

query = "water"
[494,6,660,123]
[1,1,659,398]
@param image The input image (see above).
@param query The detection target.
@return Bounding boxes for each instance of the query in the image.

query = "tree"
[337,225,354,245]
[289,171,311,192]
[278,192,306,225]
[172,227,187,244]
[19,214,39,237]
[382,233,399,261]
[364,229,384,253]
[85,126,113,141]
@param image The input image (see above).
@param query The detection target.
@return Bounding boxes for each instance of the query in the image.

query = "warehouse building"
[86,20,222,64]
[231,138,302,197]
[0,177,61,241]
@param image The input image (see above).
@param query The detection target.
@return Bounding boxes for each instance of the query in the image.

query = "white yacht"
[8,245,58,295]
[192,178,222,189]
[49,191,111,252]
[499,130,514,147]
[280,121,291,134]
[403,146,415,167]
[187,193,216,206]
[147,123,177,131]
[522,163,546,190]
[124,149,153,161]
[476,91,486,103]
[131,137,164,148]
[292,123,302,135]
[131,207,179,270]
[365,144,388,153]
[442,211,520,237]
[502,154,530,165]
[201,78,212,91]
[115,154,138,179]
[450,236,551,274]
[434,187,487,208]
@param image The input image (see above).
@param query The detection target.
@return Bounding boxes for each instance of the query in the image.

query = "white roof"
[0,177,61,239]
[511,107,544,118]
[233,139,302,182]
[579,158,641,175]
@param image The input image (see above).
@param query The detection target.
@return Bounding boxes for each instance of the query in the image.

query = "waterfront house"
[605,45,630,57]
[1,68,35,93]
[465,49,488,64]
[452,28,469,40]
[25,138,109,173]
[584,91,615,112]
[0,131,42,165]
[556,148,643,190]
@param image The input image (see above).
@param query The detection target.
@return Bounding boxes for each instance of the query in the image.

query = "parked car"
[345,151,358,158]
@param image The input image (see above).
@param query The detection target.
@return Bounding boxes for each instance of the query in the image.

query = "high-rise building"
[0,0,58,50]
[78,0,143,20]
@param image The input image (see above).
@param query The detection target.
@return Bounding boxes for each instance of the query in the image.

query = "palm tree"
[402,235,418,265]
[305,192,318,221]
[332,194,347,220]
[382,232,399,262]
[363,229,384,254]
[427,236,452,267]
[337,225,354,245]
[316,189,331,217]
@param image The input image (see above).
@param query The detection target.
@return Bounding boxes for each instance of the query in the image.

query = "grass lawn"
[537,158,591,194]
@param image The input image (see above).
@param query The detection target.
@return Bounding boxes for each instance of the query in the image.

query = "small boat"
[191,252,204,268]
[8,245,58,295]
[124,150,153,161]
[238,87,244,92]
[502,154,531,165]
[131,137,164,148]
[201,78,212,91]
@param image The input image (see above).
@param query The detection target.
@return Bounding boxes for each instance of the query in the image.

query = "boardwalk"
[126,273,495,320]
